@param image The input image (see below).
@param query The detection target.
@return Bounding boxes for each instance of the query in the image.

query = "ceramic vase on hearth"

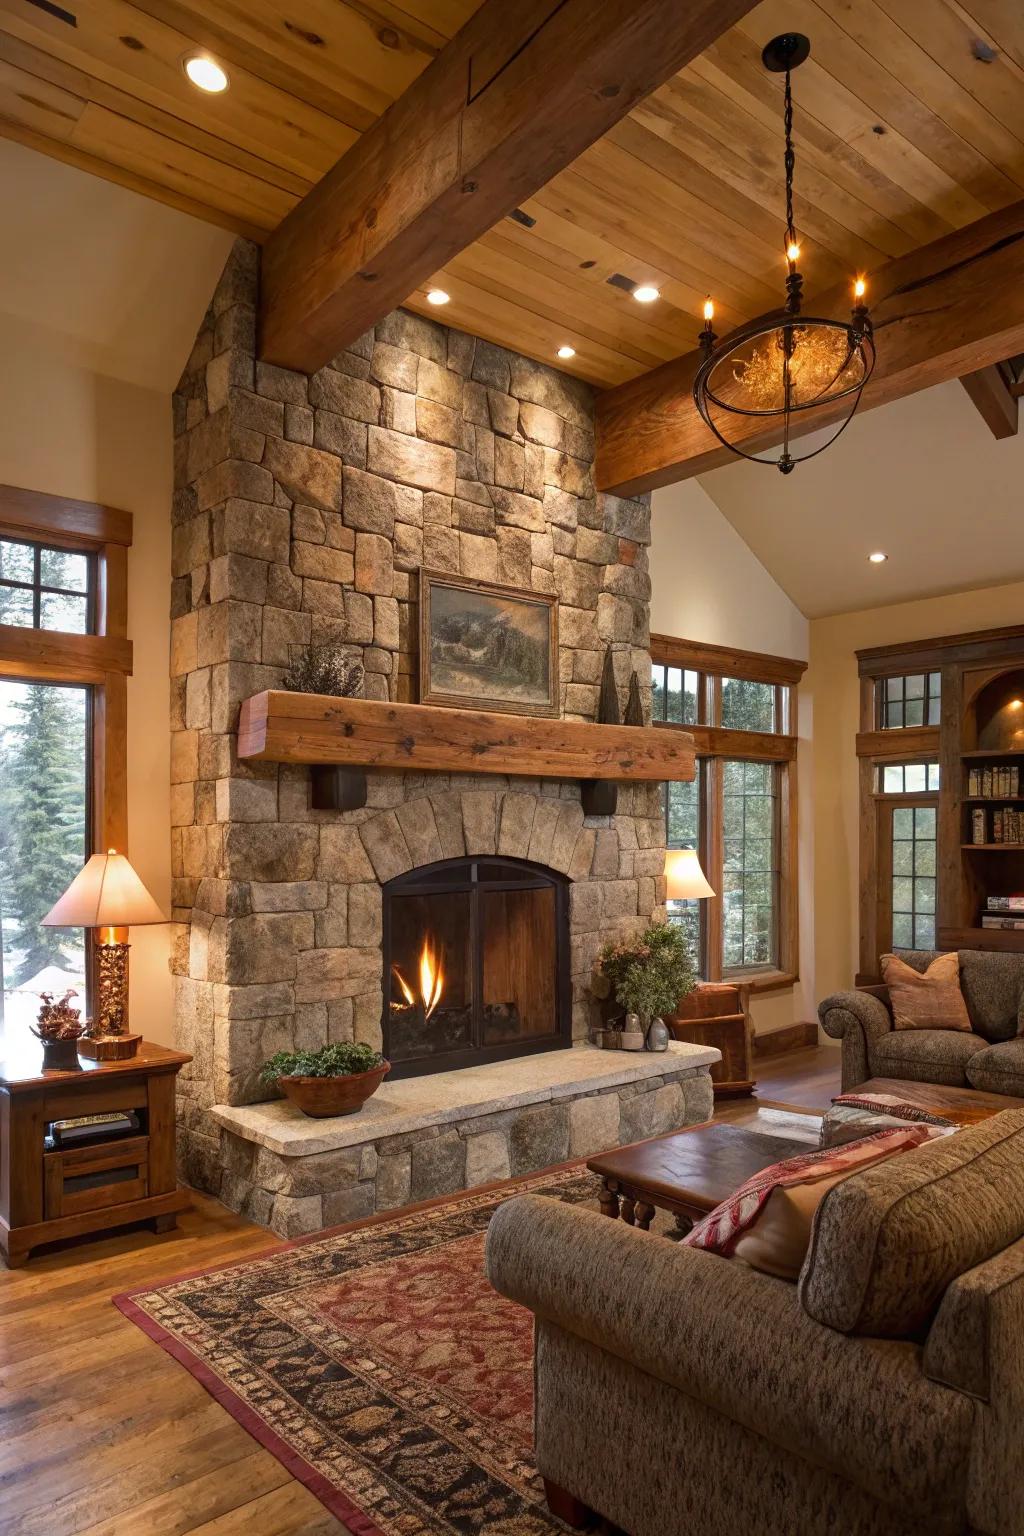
[620,1012,646,1051]
[645,1016,670,1052]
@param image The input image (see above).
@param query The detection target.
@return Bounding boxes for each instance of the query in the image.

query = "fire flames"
[392,938,444,1020]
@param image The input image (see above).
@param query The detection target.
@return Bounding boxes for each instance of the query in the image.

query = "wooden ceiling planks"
[1,0,1023,385]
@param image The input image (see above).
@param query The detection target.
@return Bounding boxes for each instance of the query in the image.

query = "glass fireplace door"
[383,858,569,1077]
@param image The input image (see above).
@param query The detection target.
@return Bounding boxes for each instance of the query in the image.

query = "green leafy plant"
[282,644,364,698]
[597,921,696,1023]
[260,1041,385,1083]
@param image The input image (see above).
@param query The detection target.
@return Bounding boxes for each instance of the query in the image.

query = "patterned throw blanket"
[682,1125,946,1258]
[831,1091,955,1125]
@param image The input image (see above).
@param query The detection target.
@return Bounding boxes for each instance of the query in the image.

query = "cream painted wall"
[0,316,174,1043]
[651,481,815,1035]
[809,579,1024,1006]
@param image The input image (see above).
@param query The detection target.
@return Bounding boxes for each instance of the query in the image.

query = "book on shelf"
[985,895,1024,911]
[969,766,1021,798]
[982,916,1024,930]
[44,1111,140,1151]
[972,808,988,844]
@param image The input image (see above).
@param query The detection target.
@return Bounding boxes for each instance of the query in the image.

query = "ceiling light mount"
[183,52,229,92]
[692,33,875,474]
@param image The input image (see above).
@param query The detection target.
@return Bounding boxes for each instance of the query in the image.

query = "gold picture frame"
[418,569,559,717]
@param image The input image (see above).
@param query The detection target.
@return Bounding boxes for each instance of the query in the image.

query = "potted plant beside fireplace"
[595,923,696,1051]
[260,1042,390,1118]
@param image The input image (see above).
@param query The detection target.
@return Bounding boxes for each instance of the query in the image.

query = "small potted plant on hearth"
[260,1042,390,1118]
[594,922,696,1051]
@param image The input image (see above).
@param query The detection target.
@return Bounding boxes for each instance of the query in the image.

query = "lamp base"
[78,1032,142,1061]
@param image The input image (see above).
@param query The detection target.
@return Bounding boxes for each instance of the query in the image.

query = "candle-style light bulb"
[786,241,801,263]
[703,297,714,323]
[853,276,866,300]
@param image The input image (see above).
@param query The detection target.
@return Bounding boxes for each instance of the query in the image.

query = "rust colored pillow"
[881,952,973,1032]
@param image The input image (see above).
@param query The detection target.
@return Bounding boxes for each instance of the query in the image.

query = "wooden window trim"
[657,635,802,990]
[652,633,807,687]
[0,485,133,853]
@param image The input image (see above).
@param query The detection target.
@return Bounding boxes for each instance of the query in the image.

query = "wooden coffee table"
[587,1120,809,1237]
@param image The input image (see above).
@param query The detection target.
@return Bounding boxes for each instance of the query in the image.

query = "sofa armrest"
[819,989,894,1090]
[486,1194,971,1514]
[818,988,893,1044]
[929,1236,1024,1536]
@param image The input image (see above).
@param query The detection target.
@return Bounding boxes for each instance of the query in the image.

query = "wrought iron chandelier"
[692,33,875,474]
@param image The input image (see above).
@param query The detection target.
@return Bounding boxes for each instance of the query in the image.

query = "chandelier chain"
[783,67,796,249]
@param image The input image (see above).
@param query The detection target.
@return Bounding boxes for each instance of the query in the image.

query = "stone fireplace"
[169,240,716,1232]
[383,856,571,1077]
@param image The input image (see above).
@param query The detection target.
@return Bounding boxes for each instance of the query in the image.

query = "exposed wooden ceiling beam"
[959,365,1018,440]
[594,200,1024,496]
[258,0,757,373]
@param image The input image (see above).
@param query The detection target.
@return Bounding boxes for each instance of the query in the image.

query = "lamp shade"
[665,848,715,901]
[41,851,166,929]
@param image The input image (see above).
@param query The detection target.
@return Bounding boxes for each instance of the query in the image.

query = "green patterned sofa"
[820,948,1024,1095]
[486,1109,1024,1536]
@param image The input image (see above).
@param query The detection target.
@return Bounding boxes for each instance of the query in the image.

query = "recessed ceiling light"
[426,288,450,306]
[183,53,229,93]
[556,345,576,359]
[868,551,888,563]
[633,284,660,304]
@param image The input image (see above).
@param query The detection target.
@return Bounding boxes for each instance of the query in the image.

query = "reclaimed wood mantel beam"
[237,692,695,783]
[258,0,756,373]
[595,199,1024,496]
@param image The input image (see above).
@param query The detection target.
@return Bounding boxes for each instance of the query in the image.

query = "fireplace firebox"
[381,857,571,1078]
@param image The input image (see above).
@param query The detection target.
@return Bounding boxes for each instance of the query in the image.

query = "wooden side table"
[666,982,755,1097]
[0,1039,191,1267]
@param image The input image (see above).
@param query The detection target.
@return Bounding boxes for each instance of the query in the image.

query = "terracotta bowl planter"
[278,1061,391,1118]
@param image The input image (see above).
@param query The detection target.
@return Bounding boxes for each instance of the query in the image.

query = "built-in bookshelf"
[856,625,1024,974]
[955,666,1024,947]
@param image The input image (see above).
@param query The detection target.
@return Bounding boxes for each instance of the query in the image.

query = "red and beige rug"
[115,1165,598,1535]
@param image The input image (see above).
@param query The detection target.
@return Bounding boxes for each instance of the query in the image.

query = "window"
[891,806,937,950]
[665,773,703,967]
[880,762,940,793]
[0,682,90,1032]
[0,489,132,1043]
[653,634,804,988]
[878,672,940,729]
[723,761,778,970]
[651,664,699,724]
[0,538,94,634]
[721,677,775,734]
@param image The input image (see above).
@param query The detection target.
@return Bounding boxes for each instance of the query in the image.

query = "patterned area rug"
[115,1165,599,1535]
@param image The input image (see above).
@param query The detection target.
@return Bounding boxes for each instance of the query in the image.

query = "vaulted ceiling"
[2,0,1023,387]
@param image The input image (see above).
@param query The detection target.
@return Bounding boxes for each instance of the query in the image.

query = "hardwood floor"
[0,1043,841,1535]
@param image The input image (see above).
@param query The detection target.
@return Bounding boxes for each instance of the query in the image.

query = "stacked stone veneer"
[216,1063,713,1238]
[170,241,666,1196]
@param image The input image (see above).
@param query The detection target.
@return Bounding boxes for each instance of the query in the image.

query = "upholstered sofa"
[820,948,1024,1095]
[486,1109,1024,1536]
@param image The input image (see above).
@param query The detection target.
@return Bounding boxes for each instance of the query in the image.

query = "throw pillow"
[682,1125,944,1279]
[732,1168,856,1279]
[881,951,973,1032]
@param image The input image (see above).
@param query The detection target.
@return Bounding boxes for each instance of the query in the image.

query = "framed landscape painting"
[419,570,559,717]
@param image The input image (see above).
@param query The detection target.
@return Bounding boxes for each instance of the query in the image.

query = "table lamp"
[664,848,715,901]
[41,850,166,1060]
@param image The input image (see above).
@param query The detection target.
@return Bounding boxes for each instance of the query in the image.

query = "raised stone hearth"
[210,1042,717,1236]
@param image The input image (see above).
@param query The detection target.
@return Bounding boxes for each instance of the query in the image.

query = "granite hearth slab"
[211,1041,719,1158]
